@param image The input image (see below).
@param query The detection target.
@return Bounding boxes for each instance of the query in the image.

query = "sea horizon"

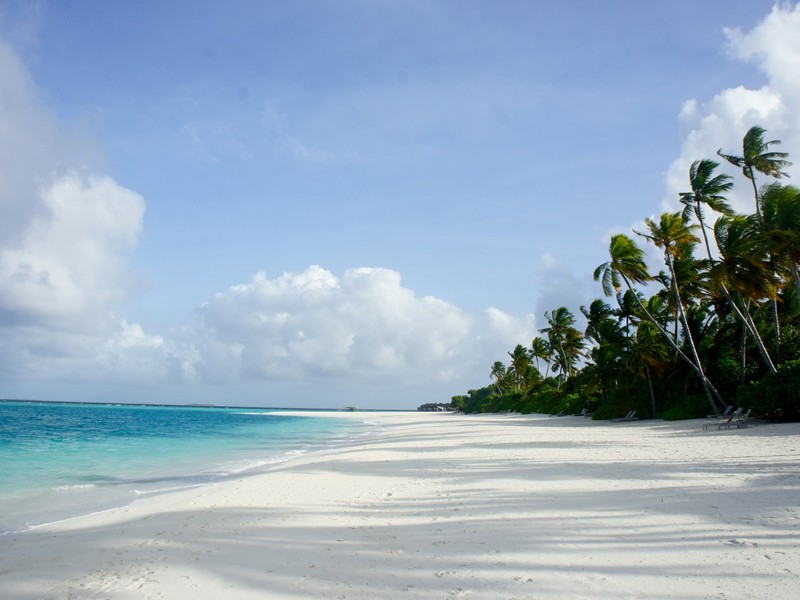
[0,397,409,412]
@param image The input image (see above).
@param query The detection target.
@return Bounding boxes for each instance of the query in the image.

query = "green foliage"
[449,395,467,412]
[451,386,496,414]
[486,391,523,413]
[734,359,800,421]
[448,126,800,423]
[660,394,708,421]
[778,325,800,363]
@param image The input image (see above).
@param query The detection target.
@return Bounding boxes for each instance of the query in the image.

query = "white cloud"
[0,173,144,331]
[726,4,800,106]
[189,265,527,388]
[0,38,152,383]
[0,40,65,241]
[484,306,536,347]
[94,321,200,384]
[664,3,800,215]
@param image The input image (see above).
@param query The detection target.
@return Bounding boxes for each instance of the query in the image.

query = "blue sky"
[1,1,798,408]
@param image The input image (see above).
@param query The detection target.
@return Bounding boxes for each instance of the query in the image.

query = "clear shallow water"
[0,401,377,534]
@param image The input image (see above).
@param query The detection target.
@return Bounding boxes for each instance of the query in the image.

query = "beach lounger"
[733,409,757,429]
[611,410,638,422]
[707,405,733,419]
[703,407,743,430]
[574,408,588,417]
[719,408,749,430]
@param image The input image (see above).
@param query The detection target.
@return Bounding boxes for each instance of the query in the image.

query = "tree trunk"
[792,261,800,305]
[620,272,726,411]
[665,252,718,415]
[732,290,777,373]
[772,298,781,363]
[748,165,762,221]
[646,364,656,418]
[740,318,747,387]
[696,198,776,373]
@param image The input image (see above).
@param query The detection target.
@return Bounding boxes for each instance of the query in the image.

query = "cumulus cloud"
[0,39,150,381]
[664,3,800,214]
[0,174,144,330]
[190,265,532,387]
[0,40,65,241]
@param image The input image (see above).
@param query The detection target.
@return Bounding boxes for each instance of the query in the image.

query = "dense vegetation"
[451,126,800,422]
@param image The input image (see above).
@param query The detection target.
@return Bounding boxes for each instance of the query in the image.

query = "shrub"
[660,394,708,421]
[734,359,800,421]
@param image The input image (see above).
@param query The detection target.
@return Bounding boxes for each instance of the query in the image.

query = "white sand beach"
[1,412,798,599]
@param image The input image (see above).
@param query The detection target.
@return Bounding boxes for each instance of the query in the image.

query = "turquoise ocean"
[0,401,380,535]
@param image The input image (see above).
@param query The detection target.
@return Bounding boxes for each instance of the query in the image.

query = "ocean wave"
[51,483,98,491]
[206,449,308,477]
[131,483,204,496]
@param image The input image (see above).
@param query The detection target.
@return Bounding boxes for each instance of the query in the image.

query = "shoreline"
[1,412,798,599]
[0,405,381,536]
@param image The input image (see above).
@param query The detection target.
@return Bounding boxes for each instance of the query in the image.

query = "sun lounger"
[611,410,638,422]
[703,407,743,430]
[707,405,733,419]
[733,409,757,429]
[574,408,588,417]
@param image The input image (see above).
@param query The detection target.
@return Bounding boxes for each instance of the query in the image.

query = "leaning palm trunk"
[740,319,747,386]
[665,252,719,414]
[645,364,656,418]
[696,206,777,373]
[618,271,725,412]
[712,284,777,373]
[749,167,763,220]
[772,298,781,362]
[730,290,777,373]
[749,163,781,362]
[697,279,776,373]
[558,341,569,383]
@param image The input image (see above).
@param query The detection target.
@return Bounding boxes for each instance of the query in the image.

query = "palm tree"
[595,232,725,411]
[587,317,628,406]
[680,157,779,371]
[594,234,651,296]
[530,336,551,378]
[719,126,792,358]
[507,344,531,392]
[635,212,719,412]
[712,214,778,373]
[679,159,734,260]
[615,289,641,338]
[627,320,671,417]
[581,299,615,345]
[490,361,507,394]
[540,307,585,388]
[718,125,792,219]
[761,183,800,302]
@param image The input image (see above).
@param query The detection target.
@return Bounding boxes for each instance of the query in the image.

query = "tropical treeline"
[452,126,800,421]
